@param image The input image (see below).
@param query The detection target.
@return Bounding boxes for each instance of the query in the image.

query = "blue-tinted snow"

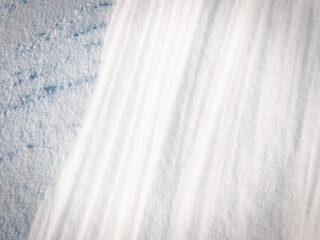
[2,0,320,239]
[0,1,113,239]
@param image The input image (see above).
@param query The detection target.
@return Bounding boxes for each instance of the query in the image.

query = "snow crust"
[0,1,112,239]
[2,0,320,239]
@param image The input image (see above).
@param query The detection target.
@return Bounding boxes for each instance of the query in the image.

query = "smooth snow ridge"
[29,0,320,239]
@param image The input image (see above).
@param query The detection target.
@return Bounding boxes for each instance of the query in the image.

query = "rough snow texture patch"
[29,0,320,239]
[0,1,112,239]
[2,0,320,239]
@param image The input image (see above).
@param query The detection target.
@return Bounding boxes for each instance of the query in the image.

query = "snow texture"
[2,0,320,239]
[0,1,112,239]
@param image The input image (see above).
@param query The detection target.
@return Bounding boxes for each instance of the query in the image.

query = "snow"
[0,1,112,239]
[2,0,320,239]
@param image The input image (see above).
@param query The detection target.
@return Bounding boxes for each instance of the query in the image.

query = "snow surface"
[0,1,112,239]
[2,0,320,239]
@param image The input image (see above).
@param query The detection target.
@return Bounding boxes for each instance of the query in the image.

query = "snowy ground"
[0,1,112,239]
[2,0,320,239]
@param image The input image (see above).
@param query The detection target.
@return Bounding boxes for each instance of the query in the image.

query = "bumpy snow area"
[2,0,320,239]
[0,1,112,239]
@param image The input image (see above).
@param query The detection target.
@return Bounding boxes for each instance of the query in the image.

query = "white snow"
[0,1,112,239]
[5,0,320,239]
